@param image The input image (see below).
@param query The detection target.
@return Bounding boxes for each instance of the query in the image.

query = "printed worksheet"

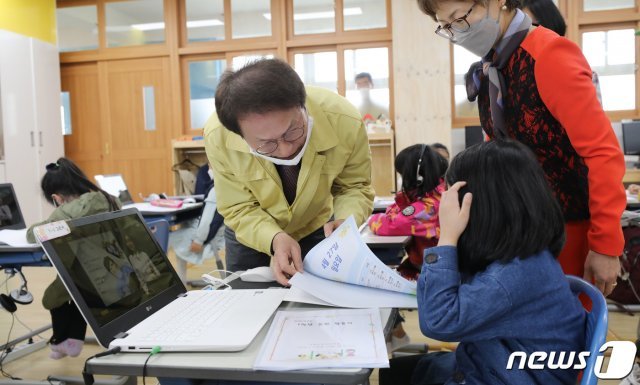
[254,308,389,370]
[303,216,416,295]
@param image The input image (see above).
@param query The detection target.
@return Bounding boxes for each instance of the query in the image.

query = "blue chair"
[566,275,608,385]
[145,218,170,253]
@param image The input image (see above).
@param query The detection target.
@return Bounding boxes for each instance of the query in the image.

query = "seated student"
[368,144,447,280]
[629,184,640,195]
[430,142,450,161]
[26,158,120,359]
[171,165,225,276]
[379,140,586,385]
[367,144,447,352]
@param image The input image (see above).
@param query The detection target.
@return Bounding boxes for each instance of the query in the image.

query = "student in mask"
[354,72,389,122]
[204,59,374,286]
[416,0,625,297]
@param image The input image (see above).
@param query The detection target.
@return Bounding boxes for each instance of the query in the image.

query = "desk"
[360,226,410,265]
[0,246,47,268]
[124,202,203,227]
[86,303,395,385]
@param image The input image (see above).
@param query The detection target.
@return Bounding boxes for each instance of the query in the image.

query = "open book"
[289,216,418,308]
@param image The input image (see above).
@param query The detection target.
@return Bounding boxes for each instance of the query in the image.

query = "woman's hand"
[437,181,472,247]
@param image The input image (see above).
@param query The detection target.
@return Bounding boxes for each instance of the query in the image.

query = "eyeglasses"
[46,162,60,171]
[435,4,476,40]
[254,109,307,155]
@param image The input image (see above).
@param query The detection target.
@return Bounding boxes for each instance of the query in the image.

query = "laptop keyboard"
[136,290,248,342]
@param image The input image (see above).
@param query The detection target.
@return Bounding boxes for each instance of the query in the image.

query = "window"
[293,0,336,35]
[56,5,99,52]
[105,0,165,47]
[232,0,272,39]
[293,51,338,90]
[344,47,390,119]
[583,0,635,12]
[582,27,636,111]
[185,0,225,43]
[343,0,387,31]
[185,59,227,130]
[451,45,480,121]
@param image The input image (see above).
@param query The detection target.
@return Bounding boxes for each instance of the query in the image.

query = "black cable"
[0,277,19,380]
[82,346,122,385]
[142,346,161,385]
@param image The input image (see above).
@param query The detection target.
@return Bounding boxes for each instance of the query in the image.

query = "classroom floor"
[0,252,637,385]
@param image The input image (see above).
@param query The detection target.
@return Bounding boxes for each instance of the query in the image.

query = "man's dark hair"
[395,144,448,201]
[522,0,566,36]
[416,0,522,22]
[355,72,373,84]
[445,140,565,275]
[215,58,306,136]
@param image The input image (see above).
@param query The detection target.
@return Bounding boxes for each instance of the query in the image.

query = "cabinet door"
[103,58,173,199]
[61,63,105,178]
[0,30,41,224]
[32,38,64,176]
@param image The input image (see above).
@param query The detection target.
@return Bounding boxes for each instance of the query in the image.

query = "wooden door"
[102,57,173,200]
[61,63,105,179]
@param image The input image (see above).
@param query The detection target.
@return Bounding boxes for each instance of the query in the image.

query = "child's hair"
[42,157,119,211]
[396,144,448,201]
[445,140,565,274]
[430,142,450,160]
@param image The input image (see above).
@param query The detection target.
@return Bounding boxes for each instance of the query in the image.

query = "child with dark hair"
[430,142,450,161]
[379,140,586,385]
[521,0,566,36]
[369,144,448,280]
[27,157,120,359]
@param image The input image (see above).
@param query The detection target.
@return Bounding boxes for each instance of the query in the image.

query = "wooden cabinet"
[368,131,396,196]
[171,132,396,197]
[0,30,64,224]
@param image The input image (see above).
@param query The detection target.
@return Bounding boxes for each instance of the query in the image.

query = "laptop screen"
[38,209,185,344]
[95,174,133,204]
[0,183,26,230]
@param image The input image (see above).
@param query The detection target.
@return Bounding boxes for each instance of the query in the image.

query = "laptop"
[94,174,134,205]
[35,209,286,352]
[0,183,26,230]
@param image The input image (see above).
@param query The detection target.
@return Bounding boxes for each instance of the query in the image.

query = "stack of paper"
[254,308,389,370]
[287,216,418,308]
[0,229,38,247]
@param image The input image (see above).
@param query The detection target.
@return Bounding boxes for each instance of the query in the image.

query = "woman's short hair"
[445,140,565,274]
[395,144,448,201]
[215,59,306,136]
[522,0,566,36]
[417,0,523,22]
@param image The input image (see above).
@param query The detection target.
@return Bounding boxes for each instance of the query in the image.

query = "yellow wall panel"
[0,0,56,44]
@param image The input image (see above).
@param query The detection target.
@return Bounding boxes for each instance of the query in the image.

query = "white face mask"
[452,4,502,58]
[359,88,371,100]
[249,115,314,166]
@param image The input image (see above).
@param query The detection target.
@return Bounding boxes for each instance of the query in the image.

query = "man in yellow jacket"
[204,59,374,285]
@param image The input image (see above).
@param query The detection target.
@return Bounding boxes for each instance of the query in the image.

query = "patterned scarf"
[465,9,532,138]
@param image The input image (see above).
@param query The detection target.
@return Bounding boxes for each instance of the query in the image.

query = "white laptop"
[35,209,285,352]
[95,174,134,205]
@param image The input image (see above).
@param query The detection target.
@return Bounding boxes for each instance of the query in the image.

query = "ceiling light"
[131,22,165,31]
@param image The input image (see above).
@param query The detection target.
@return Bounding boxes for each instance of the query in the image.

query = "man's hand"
[189,241,204,253]
[324,219,345,237]
[271,232,303,286]
[437,181,472,247]
[583,250,621,297]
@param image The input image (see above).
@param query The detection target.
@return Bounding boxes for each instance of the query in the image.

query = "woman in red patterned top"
[369,144,448,280]
[416,0,625,297]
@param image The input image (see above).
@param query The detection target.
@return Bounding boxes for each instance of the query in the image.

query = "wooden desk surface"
[624,168,640,184]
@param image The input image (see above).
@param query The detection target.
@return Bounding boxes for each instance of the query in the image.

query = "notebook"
[94,174,134,205]
[0,183,26,230]
[35,209,286,352]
